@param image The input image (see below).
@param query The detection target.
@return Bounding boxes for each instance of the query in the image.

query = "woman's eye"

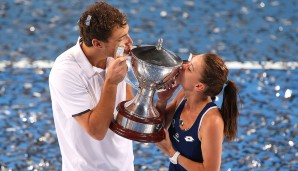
[189,64,194,72]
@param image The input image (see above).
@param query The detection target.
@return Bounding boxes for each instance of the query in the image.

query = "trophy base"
[110,121,165,142]
[109,101,165,143]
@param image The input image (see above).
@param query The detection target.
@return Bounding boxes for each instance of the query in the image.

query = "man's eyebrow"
[117,34,128,40]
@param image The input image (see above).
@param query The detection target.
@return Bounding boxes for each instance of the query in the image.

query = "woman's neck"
[184,94,212,115]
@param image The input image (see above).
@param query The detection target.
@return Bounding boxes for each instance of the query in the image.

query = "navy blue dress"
[168,99,217,171]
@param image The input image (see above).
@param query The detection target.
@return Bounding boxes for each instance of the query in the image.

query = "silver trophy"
[110,39,182,142]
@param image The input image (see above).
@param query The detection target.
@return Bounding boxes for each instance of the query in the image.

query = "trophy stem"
[124,87,159,119]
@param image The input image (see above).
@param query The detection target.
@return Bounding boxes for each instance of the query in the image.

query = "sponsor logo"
[184,136,194,142]
[172,119,175,128]
[173,132,179,142]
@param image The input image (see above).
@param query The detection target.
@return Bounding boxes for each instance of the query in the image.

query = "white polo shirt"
[49,38,134,171]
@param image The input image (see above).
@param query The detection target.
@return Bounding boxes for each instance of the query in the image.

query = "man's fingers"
[116,56,128,63]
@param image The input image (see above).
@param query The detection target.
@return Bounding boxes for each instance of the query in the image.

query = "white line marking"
[0,60,297,70]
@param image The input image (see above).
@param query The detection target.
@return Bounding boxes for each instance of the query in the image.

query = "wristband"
[169,151,180,164]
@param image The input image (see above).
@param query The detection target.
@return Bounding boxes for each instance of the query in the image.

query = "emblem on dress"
[173,132,179,142]
[184,136,194,142]
[172,119,175,128]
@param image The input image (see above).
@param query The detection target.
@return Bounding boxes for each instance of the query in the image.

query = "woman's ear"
[195,82,205,92]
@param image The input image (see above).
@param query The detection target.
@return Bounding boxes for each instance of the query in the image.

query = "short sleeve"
[49,67,93,118]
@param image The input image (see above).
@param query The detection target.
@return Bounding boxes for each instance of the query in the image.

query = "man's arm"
[74,57,128,140]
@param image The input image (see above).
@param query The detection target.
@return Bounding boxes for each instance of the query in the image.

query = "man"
[49,2,135,170]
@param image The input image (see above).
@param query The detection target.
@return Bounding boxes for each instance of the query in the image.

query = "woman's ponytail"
[198,53,240,141]
[221,80,239,141]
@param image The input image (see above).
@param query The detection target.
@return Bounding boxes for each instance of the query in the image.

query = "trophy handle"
[125,56,139,90]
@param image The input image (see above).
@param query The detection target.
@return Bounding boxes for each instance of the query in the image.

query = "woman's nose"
[181,60,189,70]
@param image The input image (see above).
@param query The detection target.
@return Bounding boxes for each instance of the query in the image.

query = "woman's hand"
[155,129,176,157]
[157,83,180,103]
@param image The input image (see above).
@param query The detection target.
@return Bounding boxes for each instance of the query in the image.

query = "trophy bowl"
[110,39,182,142]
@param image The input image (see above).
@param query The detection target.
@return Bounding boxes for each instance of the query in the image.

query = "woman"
[155,53,239,171]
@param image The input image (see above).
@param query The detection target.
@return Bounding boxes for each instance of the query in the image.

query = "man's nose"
[126,34,133,45]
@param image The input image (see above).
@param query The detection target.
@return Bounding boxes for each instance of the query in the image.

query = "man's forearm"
[89,82,118,139]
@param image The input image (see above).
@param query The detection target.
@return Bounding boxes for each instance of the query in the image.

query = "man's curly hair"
[78,1,128,47]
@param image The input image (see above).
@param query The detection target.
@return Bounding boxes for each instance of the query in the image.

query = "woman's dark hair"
[200,53,239,141]
[78,1,127,47]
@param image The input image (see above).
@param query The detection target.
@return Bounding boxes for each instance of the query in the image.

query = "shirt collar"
[73,37,107,78]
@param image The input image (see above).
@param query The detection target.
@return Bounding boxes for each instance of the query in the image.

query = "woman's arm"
[155,129,207,170]
[155,108,224,171]
[196,108,224,171]
[156,88,183,128]
[126,83,134,100]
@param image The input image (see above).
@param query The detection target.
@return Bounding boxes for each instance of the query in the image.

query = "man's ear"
[195,82,205,92]
[92,39,104,48]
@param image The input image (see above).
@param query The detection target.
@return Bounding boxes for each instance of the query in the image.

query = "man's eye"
[118,35,128,41]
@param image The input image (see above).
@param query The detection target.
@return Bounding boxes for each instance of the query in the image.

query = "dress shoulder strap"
[196,102,218,139]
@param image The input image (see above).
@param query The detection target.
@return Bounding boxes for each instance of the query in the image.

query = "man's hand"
[106,57,128,85]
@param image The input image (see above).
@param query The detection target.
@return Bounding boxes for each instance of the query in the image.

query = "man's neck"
[81,42,107,69]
